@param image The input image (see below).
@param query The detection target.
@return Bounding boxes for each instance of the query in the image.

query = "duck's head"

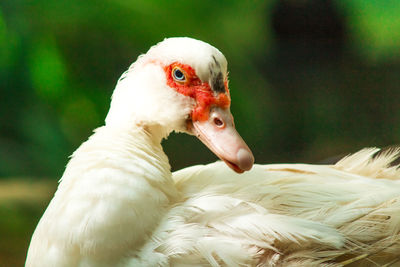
[106,37,254,173]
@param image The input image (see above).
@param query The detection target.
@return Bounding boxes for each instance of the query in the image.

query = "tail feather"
[334,148,400,180]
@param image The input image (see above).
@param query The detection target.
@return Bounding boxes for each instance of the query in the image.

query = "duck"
[26,37,400,267]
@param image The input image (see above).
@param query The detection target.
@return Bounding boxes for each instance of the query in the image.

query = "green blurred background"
[1,0,400,265]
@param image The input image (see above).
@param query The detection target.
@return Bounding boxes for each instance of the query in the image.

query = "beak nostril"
[213,117,224,127]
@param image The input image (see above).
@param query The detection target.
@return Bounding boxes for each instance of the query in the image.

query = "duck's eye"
[172,67,186,82]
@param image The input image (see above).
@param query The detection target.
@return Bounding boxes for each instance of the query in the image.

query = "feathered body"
[131,148,400,266]
[26,38,400,266]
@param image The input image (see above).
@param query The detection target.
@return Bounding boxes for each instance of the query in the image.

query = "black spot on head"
[209,55,225,93]
[211,72,225,93]
[118,70,130,82]
[212,55,221,68]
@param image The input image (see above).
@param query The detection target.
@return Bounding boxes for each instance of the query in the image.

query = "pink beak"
[188,107,254,173]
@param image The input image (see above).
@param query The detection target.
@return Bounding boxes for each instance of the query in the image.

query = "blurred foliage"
[338,0,400,61]
[0,179,56,266]
[1,0,400,177]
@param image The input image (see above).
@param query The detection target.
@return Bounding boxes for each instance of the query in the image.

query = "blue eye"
[172,67,186,82]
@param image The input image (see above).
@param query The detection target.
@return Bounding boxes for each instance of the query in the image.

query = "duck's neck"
[63,125,177,197]
[39,125,179,262]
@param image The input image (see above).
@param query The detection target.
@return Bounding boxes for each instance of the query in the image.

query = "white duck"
[26,37,400,267]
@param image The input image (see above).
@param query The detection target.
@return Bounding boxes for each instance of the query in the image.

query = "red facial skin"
[164,62,231,122]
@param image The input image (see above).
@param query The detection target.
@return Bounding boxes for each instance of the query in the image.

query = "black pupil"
[174,69,184,80]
